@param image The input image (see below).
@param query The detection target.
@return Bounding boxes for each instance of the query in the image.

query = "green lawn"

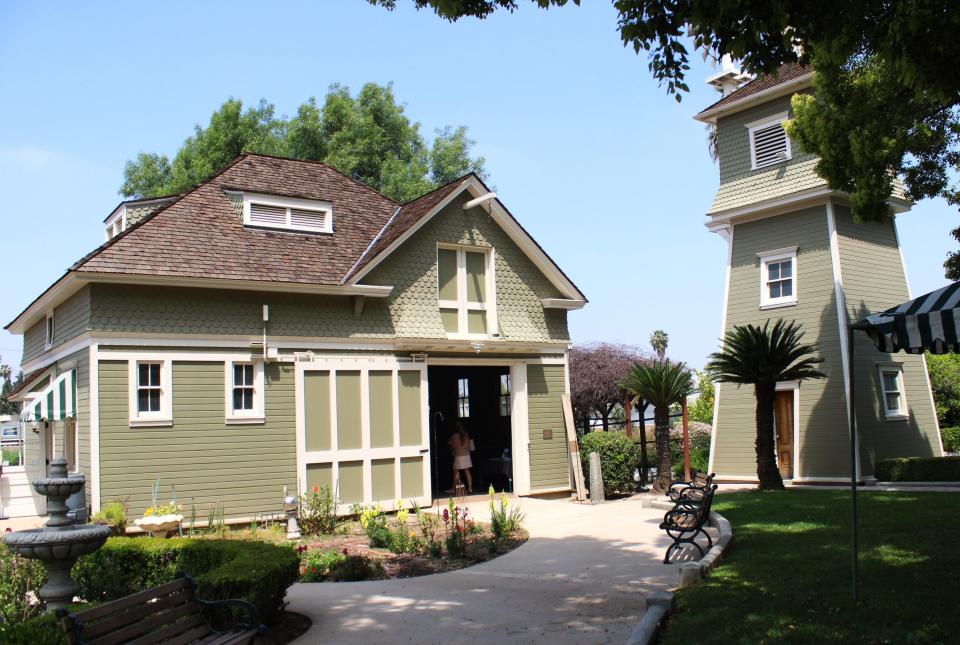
[660,489,960,644]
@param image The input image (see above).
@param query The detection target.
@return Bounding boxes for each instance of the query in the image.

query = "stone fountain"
[3,457,111,612]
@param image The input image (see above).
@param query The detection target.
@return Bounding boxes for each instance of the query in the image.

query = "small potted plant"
[133,479,184,537]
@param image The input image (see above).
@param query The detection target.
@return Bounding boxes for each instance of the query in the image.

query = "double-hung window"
[757,247,798,309]
[437,245,497,338]
[879,364,908,420]
[225,361,265,423]
[129,359,172,427]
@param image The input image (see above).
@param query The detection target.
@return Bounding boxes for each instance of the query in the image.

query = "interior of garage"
[427,365,514,497]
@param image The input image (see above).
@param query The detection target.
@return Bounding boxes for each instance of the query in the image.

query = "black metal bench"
[57,574,263,645]
[667,470,716,503]
[659,486,717,564]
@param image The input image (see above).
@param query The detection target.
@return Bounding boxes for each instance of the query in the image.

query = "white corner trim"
[920,353,945,456]
[708,222,734,476]
[89,344,101,512]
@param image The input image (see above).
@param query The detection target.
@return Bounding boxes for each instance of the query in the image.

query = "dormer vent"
[746,112,792,170]
[242,192,333,234]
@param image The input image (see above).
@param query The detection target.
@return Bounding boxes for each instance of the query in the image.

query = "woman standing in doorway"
[446,421,474,494]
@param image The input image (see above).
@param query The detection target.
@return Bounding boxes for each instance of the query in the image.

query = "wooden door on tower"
[774,390,794,479]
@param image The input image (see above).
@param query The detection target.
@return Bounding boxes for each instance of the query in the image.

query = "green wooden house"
[7,154,586,521]
[696,62,943,483]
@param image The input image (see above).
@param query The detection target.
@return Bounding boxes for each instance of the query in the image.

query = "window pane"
[148,363,160,386]
[233,388,243,411]
[467,310,487,335]
[769,282,782,299]
[768,262,780,280]
[882,372,899,392]
[458,398,470,418]
[780,260,792,279]
[458,378,469,398]
[244,389,254,409]
[886,393,901,412]
[500,373,510,396]
[438,249,458,301]
[234,364,244,385]
[244,364,254,385]
[465,251,486,303]
[138,389,150,413]
[148,390,160,412]
[440,308,459,334]
[139,363,150,386]
[780,280,792,297]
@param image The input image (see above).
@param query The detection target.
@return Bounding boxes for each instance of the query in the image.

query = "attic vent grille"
[244,196,333,234]
[748,115,792,170]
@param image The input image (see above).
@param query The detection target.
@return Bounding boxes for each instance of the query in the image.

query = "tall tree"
[706,319,824,490]
[374,0,960,276]
[621,359,693,492]
[649,329,669,360]
[0,362,20,416]
[121,84,487,203]
[569,343,646,432]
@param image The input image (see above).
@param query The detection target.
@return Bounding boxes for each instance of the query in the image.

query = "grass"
[660,490,960,644]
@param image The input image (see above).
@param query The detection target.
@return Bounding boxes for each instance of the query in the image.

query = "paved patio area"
[288,494,682,644]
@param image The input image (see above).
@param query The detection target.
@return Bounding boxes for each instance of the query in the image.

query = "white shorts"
[453,455,473,470]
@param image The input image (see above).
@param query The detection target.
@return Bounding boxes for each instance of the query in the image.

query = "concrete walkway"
[288,494,681,644]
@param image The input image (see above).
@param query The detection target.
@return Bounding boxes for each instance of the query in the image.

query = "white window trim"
[437,244,498,340]
[757,246,798,309]
[878,362,909,420]
[225,361,265,424]
[242,192,333,234]
[128,359,173,427]
[746,111,792,171]
[105,207,127,241]
[44,312,55,350]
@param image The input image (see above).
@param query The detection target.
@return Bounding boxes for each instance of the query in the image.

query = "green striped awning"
[853,281,960,354]
[20,369,77,422]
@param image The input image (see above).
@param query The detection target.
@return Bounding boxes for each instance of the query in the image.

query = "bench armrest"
[198,598,264,635]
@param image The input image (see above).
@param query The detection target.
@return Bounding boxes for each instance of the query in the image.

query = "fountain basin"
[31,477,86,499]
[4,525,112,562]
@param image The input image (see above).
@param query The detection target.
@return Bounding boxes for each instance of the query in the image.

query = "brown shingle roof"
[343,175,471,282]
[74,154,399,285]
[697,63,811,117]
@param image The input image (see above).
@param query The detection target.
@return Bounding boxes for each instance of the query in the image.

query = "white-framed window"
[128,359,173,427]
[878,363,908,420]
[104,207,126,241]
[746,111,792,170]
[437,244,497,339]
[457,377,470,418]
[44,313,55,350]
[499,373,511,417]
[242,192,333,234]
[757,247,798,309]
[225,361,265,424]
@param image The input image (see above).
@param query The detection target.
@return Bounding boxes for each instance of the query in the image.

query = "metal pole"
[681,397,691,481]
[848,326,859,602]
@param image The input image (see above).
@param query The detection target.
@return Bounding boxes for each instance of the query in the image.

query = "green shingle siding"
[712,94,825,214]
[22,286,91,364]
[363,194,569,344]
[834,206,941,470]
[527,364,570,490]
[713,205,851,478]
[124,203,167,227]
[98,360,296,520]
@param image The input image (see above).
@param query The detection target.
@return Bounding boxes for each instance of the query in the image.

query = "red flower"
[442,509,449,523]
[311,566,318,573]
[313,485,319,493]
[342,548,349,555]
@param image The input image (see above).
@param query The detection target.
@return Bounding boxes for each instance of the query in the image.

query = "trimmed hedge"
[73,537,299,621]
[874,456,960,482]
[580,431,639,496]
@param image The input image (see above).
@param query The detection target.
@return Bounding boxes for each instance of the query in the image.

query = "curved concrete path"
[288,494,680,644]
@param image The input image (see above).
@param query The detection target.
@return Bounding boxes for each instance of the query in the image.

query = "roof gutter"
[6,271,394,335]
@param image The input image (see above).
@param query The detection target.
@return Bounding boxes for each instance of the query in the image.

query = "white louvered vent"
[290,208,327,230]
[750,121,791,170]
[249,203,287,225]
[244,197,333,234]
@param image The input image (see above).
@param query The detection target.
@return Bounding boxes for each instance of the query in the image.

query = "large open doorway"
[428,365,513,496]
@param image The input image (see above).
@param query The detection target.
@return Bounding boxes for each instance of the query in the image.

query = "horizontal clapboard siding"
[527,364,570,491]
[98,360,296,520]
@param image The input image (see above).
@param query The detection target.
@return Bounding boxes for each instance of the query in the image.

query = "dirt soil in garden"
[254,611,312,644]
[301,521,529,579]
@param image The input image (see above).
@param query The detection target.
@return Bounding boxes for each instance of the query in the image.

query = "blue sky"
[0,1,954,372]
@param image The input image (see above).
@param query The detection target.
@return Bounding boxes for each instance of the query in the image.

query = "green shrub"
[580,431,639,496]
[670,422,712,477]
[1,448,21,467]
[941,426,960,453]
[0,543,46,628]
[73,537,299,621]
[298,547,383,582]
[0,612,63,644]
[90,500,128,535]
[298,485,337,535]
[488,486,525,539]
[874,456,960,482]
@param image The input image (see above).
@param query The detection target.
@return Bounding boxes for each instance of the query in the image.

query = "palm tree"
[621,360,693,493]
[706,319,825,490]
[649,330,669,361]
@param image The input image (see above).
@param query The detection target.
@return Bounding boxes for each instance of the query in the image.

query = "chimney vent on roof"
[706,54,753,97]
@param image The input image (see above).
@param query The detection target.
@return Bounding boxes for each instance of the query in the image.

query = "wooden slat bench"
[56,574,263,645]
[659,486,716,564]
[666,470,716,504]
